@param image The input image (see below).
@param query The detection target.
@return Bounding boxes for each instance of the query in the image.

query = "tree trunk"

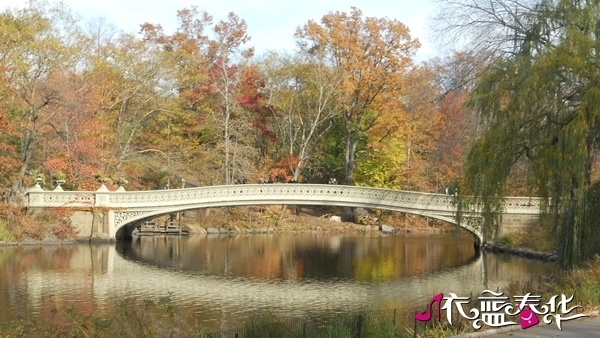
[9,140,34,206]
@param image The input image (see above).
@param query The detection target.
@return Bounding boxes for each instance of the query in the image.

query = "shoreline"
[481,242,557,262]
[0,223,558,265]
[0,208,558,263]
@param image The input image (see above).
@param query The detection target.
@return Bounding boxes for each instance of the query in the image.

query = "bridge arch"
[113,202,481,241]
[107,184,483,242]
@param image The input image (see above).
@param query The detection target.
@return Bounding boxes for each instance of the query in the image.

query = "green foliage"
[558,181,600,268]
[495,227,555,253]
[542,255,600,308]
[462,0,600,266]
[315,117,348,181]
[241,309,413,338]
[496,233,518,246]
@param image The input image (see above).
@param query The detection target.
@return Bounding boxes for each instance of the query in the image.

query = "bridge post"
[94,184,111,207]
[26,184,44,207]
[94,184,115,239]
[106,210,117,239]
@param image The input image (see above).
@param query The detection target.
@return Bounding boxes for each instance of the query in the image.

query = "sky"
[0,0,438,61]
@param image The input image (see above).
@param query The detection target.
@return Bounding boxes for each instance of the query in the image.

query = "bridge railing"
[101,184,459,210]
[27,191,96,207]
[25,183,544,215]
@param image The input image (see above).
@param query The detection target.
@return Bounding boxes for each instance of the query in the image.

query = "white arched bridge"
[25,183,543,244]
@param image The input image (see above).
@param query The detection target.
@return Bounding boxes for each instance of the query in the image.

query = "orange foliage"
[0,111,22,189]
[431,90,473,184]
[40,71,107,190]
[0,203,33,240]
[296,7,420,184]
[267,156,299,182]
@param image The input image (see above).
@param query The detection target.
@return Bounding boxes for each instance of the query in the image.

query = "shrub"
[33,208,77,240]
[0,203,31,241]
[53,221,78,240]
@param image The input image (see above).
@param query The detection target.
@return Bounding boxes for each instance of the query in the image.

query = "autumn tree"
[77,28,179,189]
[436,0,600,267]
[427,52,483,191]
[258,51,340,181]
[0,110,21,201]
[295,7,420,187]
[40,68,108,190]
[353,65,440,191]
[0,0,83,202]
[141,8,257,186]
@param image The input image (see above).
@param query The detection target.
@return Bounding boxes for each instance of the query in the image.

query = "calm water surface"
[0,232,556,332]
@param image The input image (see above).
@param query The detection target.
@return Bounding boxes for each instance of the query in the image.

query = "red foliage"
[40,73,106,189]
[238,66,277,141]
[431,91,473,182]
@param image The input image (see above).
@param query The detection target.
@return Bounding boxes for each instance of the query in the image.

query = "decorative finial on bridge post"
[94,174,110,192]
[116,178,128,192]
[53,179,66,191]
[29,176,45,192]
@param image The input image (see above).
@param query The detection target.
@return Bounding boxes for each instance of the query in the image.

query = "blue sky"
[1,0,437,61]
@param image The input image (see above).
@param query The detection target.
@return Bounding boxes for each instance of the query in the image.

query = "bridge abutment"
[498,214,540,237]
[70,210,113,241]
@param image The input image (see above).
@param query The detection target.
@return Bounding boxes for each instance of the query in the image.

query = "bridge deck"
[25,183,544,243]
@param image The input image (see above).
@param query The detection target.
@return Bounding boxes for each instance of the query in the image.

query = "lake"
[0,232,556,333]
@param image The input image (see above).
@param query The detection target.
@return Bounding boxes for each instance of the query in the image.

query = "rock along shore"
[481,242,557,262]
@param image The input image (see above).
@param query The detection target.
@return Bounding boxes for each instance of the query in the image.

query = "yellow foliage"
[355,135,407,188]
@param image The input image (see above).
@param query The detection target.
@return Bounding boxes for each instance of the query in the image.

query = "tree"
[40,69,107,190]
[353,65,441,191]
[435,0,600,267]
[295,7,420,186]
[0,110,22,200]
[428,52,483,191]
[141,7,256,185]
[0,0,82,202]
[259,51,340,181]
[83,30,180,189]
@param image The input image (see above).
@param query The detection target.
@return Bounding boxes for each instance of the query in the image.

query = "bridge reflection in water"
[7,234,556,332]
